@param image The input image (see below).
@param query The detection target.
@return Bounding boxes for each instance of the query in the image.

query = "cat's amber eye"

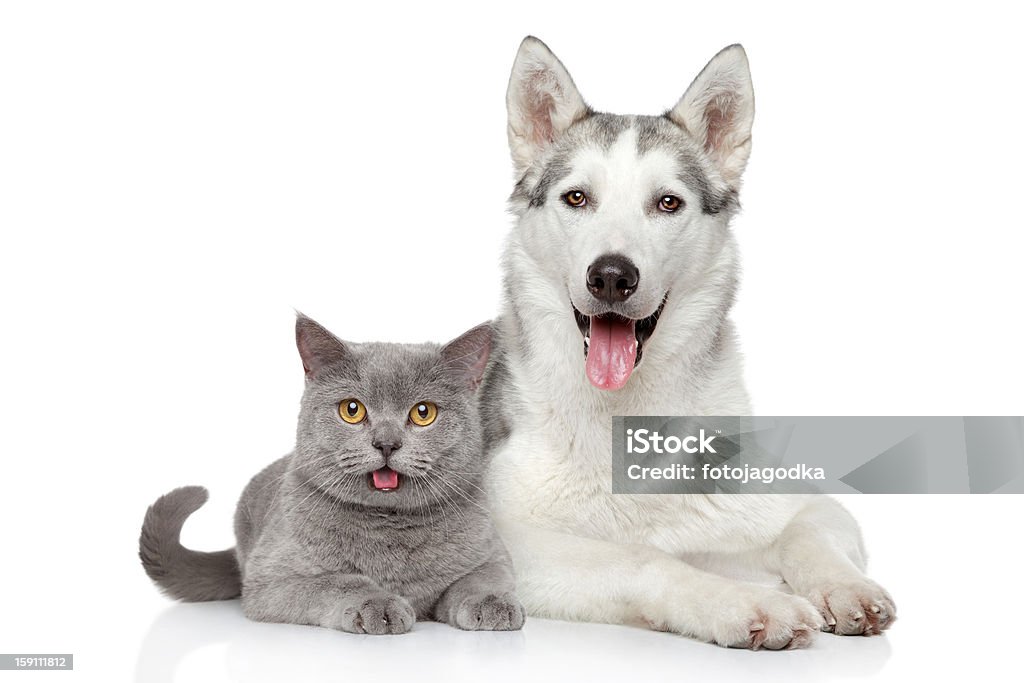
[409,401,438,427]
[339,399,367,424]
[658,195,683,212]
[562,190,587,208]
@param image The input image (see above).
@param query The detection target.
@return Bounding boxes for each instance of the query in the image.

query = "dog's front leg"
[770,496,896,635]
[499,518,822,649]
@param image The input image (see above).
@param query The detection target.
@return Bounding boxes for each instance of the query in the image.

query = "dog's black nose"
[586,254,639,303]
[372,441,402,459]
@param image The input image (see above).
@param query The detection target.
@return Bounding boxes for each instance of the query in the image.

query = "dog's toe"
[806,579,896,636]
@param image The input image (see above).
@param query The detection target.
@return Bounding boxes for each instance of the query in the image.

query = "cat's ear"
[295,314,350,380]
[441,322,493,391]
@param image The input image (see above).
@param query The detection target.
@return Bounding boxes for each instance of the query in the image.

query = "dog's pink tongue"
[585,316,637,390]
[372,467,399,490]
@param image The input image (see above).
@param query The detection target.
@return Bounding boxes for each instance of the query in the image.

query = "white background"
[1,1,1022,681]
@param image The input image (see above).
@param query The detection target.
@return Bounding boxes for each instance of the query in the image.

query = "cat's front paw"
[334,592,415,635]
[803,578,896,636]
[451,592,525,631]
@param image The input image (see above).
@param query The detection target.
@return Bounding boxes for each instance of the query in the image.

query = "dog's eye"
[562,190,587,208]
[409,402,438,427]
[658,195,683,212]
[339,399,367,424]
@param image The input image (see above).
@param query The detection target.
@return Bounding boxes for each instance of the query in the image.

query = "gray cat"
[139,315,525,634]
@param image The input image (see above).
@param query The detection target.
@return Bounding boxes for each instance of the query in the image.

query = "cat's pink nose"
[372,441,401,460]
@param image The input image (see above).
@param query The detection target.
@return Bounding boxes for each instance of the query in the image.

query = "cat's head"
[291,314,493,509]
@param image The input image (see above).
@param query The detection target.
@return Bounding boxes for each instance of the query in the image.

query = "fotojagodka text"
[624,427,826,486]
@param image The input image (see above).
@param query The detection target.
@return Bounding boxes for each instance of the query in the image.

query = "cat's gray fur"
[139,315,524,634]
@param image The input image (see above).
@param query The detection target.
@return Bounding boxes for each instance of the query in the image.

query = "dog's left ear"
[440,322,493,391]
[668,45,755,187]
[506,36,590,173]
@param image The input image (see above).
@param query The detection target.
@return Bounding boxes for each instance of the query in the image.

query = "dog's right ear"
[295,314,350,380]
[506,36,589,173]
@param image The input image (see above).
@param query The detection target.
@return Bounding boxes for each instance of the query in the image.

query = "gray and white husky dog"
[481,37,895,649]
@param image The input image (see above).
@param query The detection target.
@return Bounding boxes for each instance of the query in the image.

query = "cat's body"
[140,317,524,634]
[233,455,505,622]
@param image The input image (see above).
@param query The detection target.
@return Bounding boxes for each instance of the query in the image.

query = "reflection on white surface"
[135,601,892,683]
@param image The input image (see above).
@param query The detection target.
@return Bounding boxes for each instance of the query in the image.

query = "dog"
[480,37,895,649]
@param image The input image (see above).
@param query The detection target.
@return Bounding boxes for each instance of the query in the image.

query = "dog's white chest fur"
[489,430,797,556]
[486,319,801,557]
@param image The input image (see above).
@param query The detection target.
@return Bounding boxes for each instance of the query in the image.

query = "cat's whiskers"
[255,448,352,494]
[416,476,456,541]
[440,470,489,498]
[406,461,432,474]
[432,473,490,516]
[299,471,351,541]
[299,468,362,541]
[434,470,491,512]
[256,449,359,527]
[421,475,470,528]
[410,478,437,540]
[281,472,349,525]
[415,478,449,541]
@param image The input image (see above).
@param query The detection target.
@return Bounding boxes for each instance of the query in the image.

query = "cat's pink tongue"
[585,315,637,391]
[372,467,399,491]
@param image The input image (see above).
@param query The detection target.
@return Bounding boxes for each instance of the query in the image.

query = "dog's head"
[506,37,754,391]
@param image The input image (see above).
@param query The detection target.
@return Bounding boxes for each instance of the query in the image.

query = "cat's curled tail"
[139,486,241,602]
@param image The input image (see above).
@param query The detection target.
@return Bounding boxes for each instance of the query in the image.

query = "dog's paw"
[804,578,896,636]
[334,592,415,635]
[450,592,526,631]
[705,586,824,650]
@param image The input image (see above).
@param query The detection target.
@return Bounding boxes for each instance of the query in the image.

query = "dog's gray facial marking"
[587,113,631,150]
[512,113,630,209]
[636,115,737,215]
[634,115,677,155]
[528,152,573,208]
[510,156,572,209]
[512,113,735,214]
[676,163,737,215]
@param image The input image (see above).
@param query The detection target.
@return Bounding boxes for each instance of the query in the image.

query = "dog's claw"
[805,579,897,636]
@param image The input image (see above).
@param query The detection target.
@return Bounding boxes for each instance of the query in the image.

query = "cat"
[139,314,525,634]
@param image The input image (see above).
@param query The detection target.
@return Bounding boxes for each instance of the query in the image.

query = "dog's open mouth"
[573,297,667,391]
